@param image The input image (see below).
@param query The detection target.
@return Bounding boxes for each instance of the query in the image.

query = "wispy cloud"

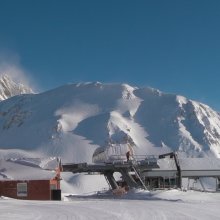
[0,51,38,92]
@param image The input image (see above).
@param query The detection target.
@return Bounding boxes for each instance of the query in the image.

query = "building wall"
[0,180,55,200]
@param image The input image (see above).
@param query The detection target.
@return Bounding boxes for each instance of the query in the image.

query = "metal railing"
[104,154,158,165]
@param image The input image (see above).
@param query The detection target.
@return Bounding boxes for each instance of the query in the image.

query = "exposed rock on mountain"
[0,74,33,100]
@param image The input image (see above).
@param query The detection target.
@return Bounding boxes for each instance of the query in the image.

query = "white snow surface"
[0,82,220,163]
[1,155,220,220]
[1,189,220,220]
[0,157,59,180]
[1,82,220,219]
[156,157,220,170]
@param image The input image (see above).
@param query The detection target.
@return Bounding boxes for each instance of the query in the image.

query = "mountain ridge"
[0,82,219,162]
[0,74,33,100]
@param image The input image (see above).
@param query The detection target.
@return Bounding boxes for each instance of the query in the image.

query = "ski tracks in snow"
[0,198,220,220]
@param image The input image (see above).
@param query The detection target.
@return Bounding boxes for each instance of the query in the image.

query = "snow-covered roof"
[179,158,220,170]
[156,157,220,171]
[0,158,59,180]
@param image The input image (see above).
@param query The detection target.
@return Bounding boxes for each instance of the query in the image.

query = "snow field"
[1,190,220,220]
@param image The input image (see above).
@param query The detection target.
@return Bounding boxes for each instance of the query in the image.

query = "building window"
[17,183,27,197]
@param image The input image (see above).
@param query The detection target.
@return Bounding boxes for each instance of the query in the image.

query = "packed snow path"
[0,196,220,220]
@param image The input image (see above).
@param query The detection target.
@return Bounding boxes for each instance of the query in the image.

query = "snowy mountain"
[0,74,33,100]
[0,82,220,163]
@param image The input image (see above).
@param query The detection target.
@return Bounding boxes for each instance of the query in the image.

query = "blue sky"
[0,0,220,110]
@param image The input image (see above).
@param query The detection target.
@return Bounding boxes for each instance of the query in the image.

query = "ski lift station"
[63,144,220,192]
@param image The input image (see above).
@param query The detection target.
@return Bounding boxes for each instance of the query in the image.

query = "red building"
[0,161,62,200]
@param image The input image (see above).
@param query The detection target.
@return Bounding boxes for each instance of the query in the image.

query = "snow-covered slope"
[0,74,33,100]
[0,82,220,163]
[2,190,220,220]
